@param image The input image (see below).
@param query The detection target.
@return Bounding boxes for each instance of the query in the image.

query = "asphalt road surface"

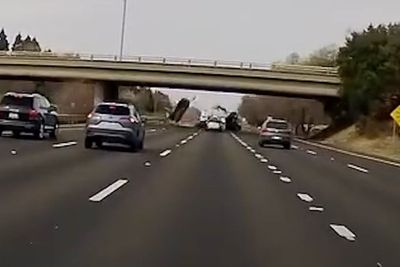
[0,126,399,267]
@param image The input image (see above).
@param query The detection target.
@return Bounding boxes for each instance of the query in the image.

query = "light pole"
[119,0,128,60]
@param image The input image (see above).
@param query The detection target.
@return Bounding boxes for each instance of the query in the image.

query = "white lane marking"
[188,136,194,140]
[280,176,292,183]
[147,129,157,133]
[160,149,172,157]
[273,170,282,174]
[193,132,199,136]
[295,138,400,168]
[180,140,187,145]
[89,179,128,202]
[250,149,256,153]
[309,206,324,212]
[144,161,151,167]
[291,145,299,149]
[347,163,369,173]
[260,158,269,163]
[330,157,335,161]
[297,193,314,202]
[268,165,277,170]
[255,154,263,159]
[330,224,356,241]
[306,149,317,155]
[52,141,78,148]
[175,144,180,148]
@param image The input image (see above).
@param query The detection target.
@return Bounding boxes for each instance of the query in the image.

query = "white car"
[206,117,224,131]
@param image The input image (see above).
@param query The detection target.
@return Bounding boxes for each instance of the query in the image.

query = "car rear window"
[95,104,130,115]
[1,95,33,107]
[267,121,289,129]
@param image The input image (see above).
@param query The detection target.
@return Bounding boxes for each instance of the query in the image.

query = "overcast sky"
[2,0,400,110]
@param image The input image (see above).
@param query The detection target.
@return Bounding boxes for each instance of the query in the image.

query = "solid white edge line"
[347,163,369,173]
[160,149,172,157]
[330,224,356,241]
[89,179,128,202]
[295,138,400,168]
[52,141,78,148]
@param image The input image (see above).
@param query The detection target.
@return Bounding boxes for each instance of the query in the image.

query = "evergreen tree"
[12,33,23,51]
[0,28,9,51]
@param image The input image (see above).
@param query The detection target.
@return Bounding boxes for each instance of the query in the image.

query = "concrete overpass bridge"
[0,52,341,105]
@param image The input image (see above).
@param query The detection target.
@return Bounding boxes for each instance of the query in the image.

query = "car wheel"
[283,143,291,149]
[34,122,45,140]
[95,140,103,148]
[138,138,144,150]
[49,123,59,139]
[84,137,93,149]
[12,131,20,137]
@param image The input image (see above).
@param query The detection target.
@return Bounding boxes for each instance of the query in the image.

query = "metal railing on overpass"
[0,51,338,76]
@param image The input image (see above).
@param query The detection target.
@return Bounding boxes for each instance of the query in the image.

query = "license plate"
[9,113,19,119]
[272,136,282,140]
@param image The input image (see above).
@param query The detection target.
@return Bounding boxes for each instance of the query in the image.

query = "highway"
[0,126,399,267]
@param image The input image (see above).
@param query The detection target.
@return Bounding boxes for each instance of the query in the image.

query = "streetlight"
[119,0,128,60]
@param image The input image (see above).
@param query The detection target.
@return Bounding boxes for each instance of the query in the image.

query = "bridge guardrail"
[0,51,338,75]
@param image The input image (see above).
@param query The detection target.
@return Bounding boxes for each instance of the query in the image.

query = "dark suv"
[0,92,59,139]
[85,102,145,151]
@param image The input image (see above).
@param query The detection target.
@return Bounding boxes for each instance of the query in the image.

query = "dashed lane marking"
[255,154,263,159]
[280,176,292,183]
[160,149,172,157]
[180,140,187,145]
[268,165,277,170]
[89,179,128,202]
[347,163,369,173]
[273,170,282,174]
[260,158,269,163]
[306,150,317,155]
[291,145,299,149]
[297,193,314,202]
[309,206,324,212]
[330,224,356,241]
[52,141,78,148]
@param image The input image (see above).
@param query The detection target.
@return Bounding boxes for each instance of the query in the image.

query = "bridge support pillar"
[93,82,120,106]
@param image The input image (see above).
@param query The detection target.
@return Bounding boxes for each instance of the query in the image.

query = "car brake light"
[29,110,39,120]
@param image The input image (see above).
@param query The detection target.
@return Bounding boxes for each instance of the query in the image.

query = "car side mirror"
[49,104,58,112]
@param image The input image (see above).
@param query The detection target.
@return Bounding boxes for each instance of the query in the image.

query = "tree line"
[0,28,43,52]
[239,23,400,134]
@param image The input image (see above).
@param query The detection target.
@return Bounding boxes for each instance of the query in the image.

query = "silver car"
[85,102,145,151]
[259,119,292,149]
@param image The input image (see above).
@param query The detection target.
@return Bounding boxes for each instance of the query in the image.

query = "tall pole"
[119,0,128,61]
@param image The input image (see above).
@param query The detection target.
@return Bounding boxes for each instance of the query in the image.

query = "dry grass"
[322,125,400,162]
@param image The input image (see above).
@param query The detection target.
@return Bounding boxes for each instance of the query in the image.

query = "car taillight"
[129,116,139,123]
[29,110,39,120]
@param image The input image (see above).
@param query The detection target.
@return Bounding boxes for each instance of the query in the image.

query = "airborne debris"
[144,161,151,167]
[10,149,17,155]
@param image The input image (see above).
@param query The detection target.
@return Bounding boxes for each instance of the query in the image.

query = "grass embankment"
[320,124,400,162]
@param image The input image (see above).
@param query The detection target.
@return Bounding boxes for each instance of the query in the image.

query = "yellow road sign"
[391,105,400,126]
